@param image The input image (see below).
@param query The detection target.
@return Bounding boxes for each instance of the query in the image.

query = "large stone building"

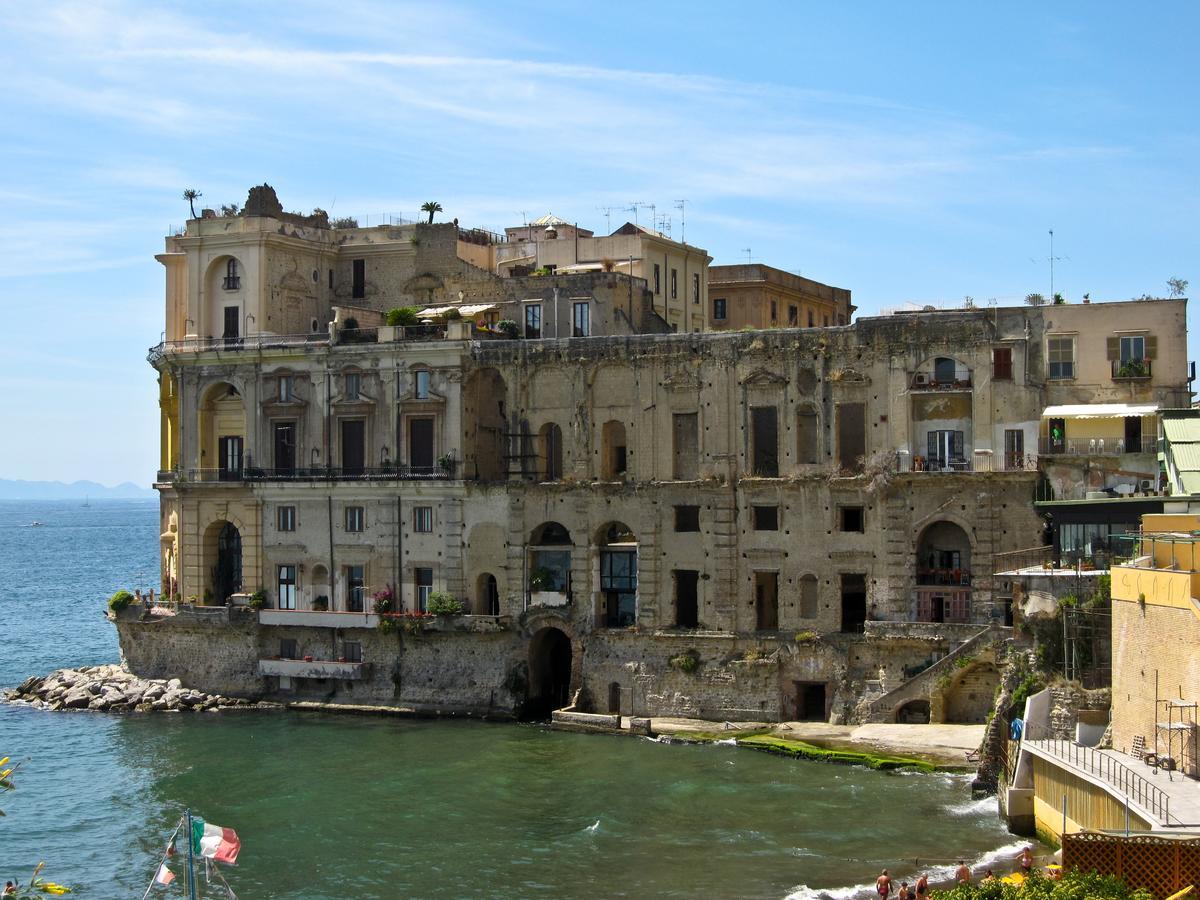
[124,186,1190,727]
[707,263,853,331]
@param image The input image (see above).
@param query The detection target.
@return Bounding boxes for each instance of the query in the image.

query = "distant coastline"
[0,478,155,500]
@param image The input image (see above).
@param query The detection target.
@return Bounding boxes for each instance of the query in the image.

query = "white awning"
[416,303,497,320]
[1042,403,1159,419]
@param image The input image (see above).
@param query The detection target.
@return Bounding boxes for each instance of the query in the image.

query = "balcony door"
[1125,416,1142,454]
[409,417,434,472]
[273,422,296,474]
[340,420,365,475]
[218,436,243,480]
[927,429,964,469]
[223,306,240,346]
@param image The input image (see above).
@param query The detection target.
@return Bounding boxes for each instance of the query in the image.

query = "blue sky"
[1,2,1196,485]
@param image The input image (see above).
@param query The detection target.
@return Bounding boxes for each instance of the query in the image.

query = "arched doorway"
[895,699,931,724]
[478,573,500,616]
[915,520,973,623]
[213,522,242,604]
[527,627,572,719]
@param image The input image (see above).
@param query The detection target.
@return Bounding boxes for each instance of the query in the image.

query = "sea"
[0,499,1024,898]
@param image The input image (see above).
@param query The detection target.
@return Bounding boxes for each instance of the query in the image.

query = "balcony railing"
[1112,359,1152,380]
[1038,436,1157,455]
[148,333,329,362]
[993,545,1053,574]
[902,452,1035,473]
[1024,738,1173,826]
[913,587,973,624]
[916,568,972,586]
[180,463,455,483]
[910,373,972,391]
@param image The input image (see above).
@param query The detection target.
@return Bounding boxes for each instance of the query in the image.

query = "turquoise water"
[0,500,1018,898]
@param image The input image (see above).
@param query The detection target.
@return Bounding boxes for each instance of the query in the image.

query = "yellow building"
[707,264,853,331]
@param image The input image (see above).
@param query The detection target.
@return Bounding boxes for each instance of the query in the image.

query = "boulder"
[166,679,182,691]
[62,687,92,709]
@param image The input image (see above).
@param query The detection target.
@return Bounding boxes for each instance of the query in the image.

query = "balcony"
[258,658,367,679]
[901,450,1033,473]
[1038,436,1157,456]
[917,567,972,587]
[913,586,973,624]
[525,590,570,610]
[178,463,456,483]
[148,333,329,363]
[1112,359,1152,381]
[910,372,972,392]
[259,609,379,628]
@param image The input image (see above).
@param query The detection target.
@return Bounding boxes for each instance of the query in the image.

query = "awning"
[416,303,497,320]
[1042,403,1158,419]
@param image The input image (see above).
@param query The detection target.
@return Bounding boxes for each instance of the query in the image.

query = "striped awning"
[1042,403,1158,419]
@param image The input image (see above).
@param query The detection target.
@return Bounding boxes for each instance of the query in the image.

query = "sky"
[0,2,1196,486]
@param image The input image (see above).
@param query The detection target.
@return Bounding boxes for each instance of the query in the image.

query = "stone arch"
[462,367,508,481]
[600,419,628,480]
[895,699,931,724]
[915,354,970,385]
[525,624,574,719]
[201,519,243,604]
[476,572,500,616]
[203,254,247,339]
[939,661,1001,724]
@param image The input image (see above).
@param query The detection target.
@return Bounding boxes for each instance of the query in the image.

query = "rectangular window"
[328,269,334,290]
[692,272,700,304]
[408,416,434,470]
[280,638,298,659]
[413,506,433,533]
[770,299,777,322]
[797,410,819,464]
[346,565,365,612]
[839,506,865,533]
[670,268,677,299]
[345,506,364,533]
[993,347,1013,380]
[752,505,779,531]
[926,429,966,469]
[352,259,365,299]
[1047,336,1075,379]
[414,370,430,400]
[653,263,661,294]
[788,305,798,326]
[218,436,243,478]
[273,421,296,473]
[1004,429,1025,470]
[524,303,542,339]
[755,571,779,631]
[276,505,296,532]
[415,567,433,612]
[751,406,779,477]
[278,375,295,402]
[713,297,727,320]
[808,309,814,327]
[836,403,866,472]
[344,372,361,400]
[674,570,699,628]
[674,505,700,532]
[823,315,829,327]
[1120,335,1145,363]
[277,565,297,610]
[572,301,590,337]
[342,641,362,663]
[672,412,699,480]
[340,419,365,474]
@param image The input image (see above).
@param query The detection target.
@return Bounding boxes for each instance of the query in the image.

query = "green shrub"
[668,649,699,673]
[443,308,462,321]
[794,630,819,644]
[108,590,135,613]
[386,307,420,327]
[497,319,520,339]
[247,589,267,610]
[935,869,1152,899]
[426,592,463,616]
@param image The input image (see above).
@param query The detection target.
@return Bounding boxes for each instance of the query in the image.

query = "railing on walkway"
[993,545,1054,574]
[148,333,329,362]
[1038,436,1157,455]
[1029,738,1174,825]
[180,464,455,483]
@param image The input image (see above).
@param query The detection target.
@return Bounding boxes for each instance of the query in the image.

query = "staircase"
[859,624,1010,723]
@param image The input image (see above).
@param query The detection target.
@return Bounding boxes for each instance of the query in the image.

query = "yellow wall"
[1031,756,1152,842]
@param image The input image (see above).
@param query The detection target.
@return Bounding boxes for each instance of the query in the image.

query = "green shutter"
[1145,335,1157,359]
[1106,336,1119,361]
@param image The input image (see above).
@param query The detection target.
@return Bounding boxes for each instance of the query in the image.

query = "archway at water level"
[525,627,572,720]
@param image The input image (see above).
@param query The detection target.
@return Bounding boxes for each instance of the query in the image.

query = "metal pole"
[1062,794,1068,840]
[185,808,197,900]
[1125,796,1130,835]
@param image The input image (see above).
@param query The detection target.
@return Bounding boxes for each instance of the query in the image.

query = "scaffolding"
[1154,698,1198,779]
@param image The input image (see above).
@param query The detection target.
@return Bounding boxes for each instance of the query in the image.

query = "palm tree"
[183,188,202,219]
[421,201,443,224]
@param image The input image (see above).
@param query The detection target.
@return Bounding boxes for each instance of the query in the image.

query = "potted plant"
[497,319,520,339]
[313,595,329,611]
[437,451,454,473]
[247,589,268,610]
[528,566,555,591]
[427,591,463,616]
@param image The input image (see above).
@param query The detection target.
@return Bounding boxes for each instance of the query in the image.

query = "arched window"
[223,258,240,290]
[478,573,500,616]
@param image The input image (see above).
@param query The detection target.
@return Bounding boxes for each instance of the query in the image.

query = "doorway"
[608,682,621,715]
[223,306,240,347]
[840,574,867,633]
[213,522,242,604]
[794,682,827,722]
[674,570,699,628]
[1125,416,1142,454]
[273,422,296,473]
[526,627,572,719]
[218,436,243,480]
[754,571,778,631]
[409,417,434,471]
[340,420,365,474]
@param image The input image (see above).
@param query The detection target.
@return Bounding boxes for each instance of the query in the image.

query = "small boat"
[29,521,44,527]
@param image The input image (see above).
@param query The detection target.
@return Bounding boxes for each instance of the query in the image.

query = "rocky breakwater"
[6,664,276,713]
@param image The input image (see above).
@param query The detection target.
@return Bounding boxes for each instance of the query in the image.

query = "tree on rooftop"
[1168,277,1189,299]
[182,189,202,219]
[421,201,443,224]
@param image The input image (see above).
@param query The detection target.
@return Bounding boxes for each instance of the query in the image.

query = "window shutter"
[1145,335,1157,359]
[927,431,937,458]
[952,431,964,459]
[1106,337,1119,361]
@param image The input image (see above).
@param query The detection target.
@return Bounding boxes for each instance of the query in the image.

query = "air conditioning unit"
[914,373,928,386]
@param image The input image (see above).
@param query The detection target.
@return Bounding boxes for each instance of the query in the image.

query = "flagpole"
[186,808,197,900]
[139,814,186,900]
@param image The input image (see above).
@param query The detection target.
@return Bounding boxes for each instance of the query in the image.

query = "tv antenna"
[674,199,688,244]
[742,247,752,264]
[1047,229,1069,299]
[637,202,657,233]
[657,214,672,238]
[596,206,618,233]
[626,202,643,228]
[519,211,529,226]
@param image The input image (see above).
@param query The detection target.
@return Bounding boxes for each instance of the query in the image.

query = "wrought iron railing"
[147,333,328,362]
[1038,436,1157,455]
[179,464,455,483]
[1028,738,1173,825]
[993,545,1054,573]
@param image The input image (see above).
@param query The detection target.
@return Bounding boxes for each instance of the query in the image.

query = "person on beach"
[897,881,911,899]
[1016,845,1034,873]
[914,873,929,897]
[982,869,996,882]
[876,868,892,898]
[3,882,14,897]
[955,860,971,884]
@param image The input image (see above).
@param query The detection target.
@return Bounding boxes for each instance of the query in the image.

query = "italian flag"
[190,817,241,865]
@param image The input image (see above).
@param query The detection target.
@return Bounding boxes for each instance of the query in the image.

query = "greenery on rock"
[933,870,1151,899]
[426,592,463,616]
[107,590,134,613]
[668,649,700,673]
[736,735,935,772]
